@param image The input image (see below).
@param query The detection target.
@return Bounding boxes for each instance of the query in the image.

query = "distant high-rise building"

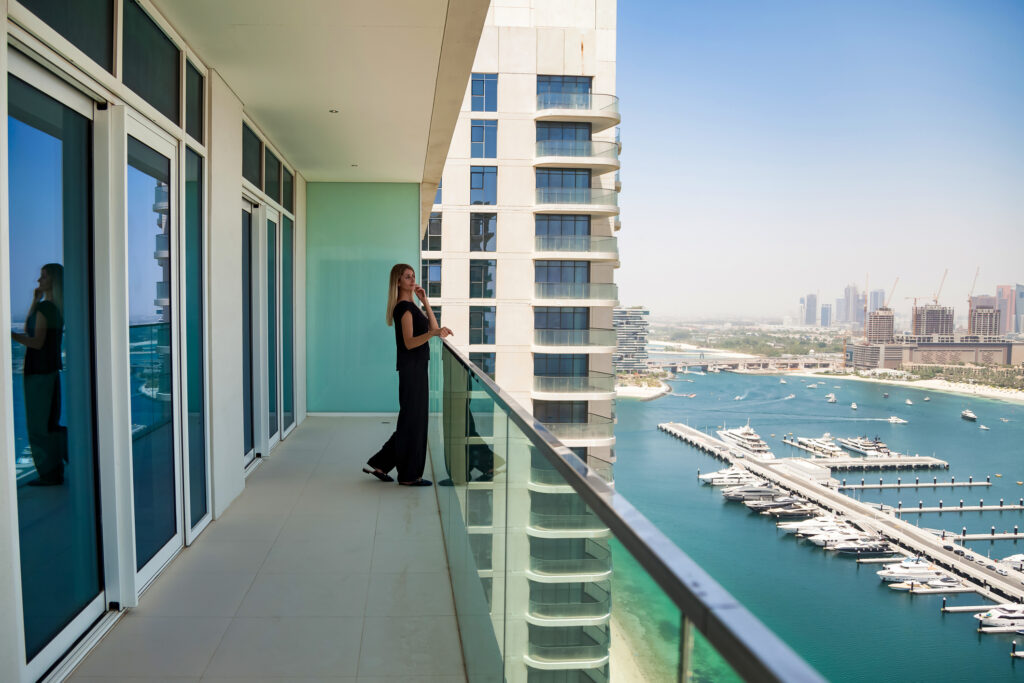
[1017,285,1024,333]
[834,297,845,323]
[913,304,955,336]
[996,285,1016,335]
[614,307,649,372]
[804,293,817,325]
[866,307,894,343]
[869,289,886,312]
[856,293,866,324]
[969,306,1000,337]
[820,304,832,328]
[843,284,860,325]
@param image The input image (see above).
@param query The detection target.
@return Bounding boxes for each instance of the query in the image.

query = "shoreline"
[648,338,759,359]
[786,371,1024,405]
[615,380,671,401]
[610,616,656,682]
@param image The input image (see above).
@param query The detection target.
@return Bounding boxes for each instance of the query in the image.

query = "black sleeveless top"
[24,301,63,375]
[392,300,430,370]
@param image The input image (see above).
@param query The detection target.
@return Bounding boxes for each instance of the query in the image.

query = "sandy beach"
[615,381,671,400]
[609,617,652,681]
[787,371,1024,405]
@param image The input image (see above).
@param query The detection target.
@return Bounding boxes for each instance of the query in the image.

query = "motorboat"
[699,466,745,482]
[1001,418,1010,423]
[923,396,931,402]
[888,575,959,591]
[807,530,868,547]
[779,378,787,384]
[777,516,840,534]
[806,383,818,389]
[876,564,944,583]
[784,393,796,399]
[833,541,893,556]
[837,436,891,456]
[905,399,913,405]
[733,395,743,401]
[722,484,785,501]
[765,504,820,519]
[980,424,990,431]
[887,416,908,424]
[705,473,761,487]
[884,556,932,570]
[974,604,1024,627]
[961,409,978,421]
[850,402,858,410]
[786,433,845,458]
[883,392,889,398]
[717,423,776,459]
[825,392,836,403]
[744,496,803,511]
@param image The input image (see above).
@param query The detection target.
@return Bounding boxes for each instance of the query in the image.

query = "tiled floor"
[69,416,466,683]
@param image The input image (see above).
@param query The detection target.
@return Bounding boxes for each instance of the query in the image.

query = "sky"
[615,0,1024,320]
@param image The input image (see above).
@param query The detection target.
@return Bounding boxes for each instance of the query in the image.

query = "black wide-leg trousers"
[368,362,428,482]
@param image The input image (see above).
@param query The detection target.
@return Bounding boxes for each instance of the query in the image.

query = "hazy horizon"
[615,1,1024,320]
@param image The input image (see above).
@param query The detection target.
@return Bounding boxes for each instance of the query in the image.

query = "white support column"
[93,104,140,608]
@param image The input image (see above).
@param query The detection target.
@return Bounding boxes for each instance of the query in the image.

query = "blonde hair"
[386,263,414,326]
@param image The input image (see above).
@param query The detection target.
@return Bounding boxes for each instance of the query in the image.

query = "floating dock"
[805,455,948,471]
[895,504,1024,515]
[840,481,991,491]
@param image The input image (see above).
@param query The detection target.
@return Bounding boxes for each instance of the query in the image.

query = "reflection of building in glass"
[613,307,650,372]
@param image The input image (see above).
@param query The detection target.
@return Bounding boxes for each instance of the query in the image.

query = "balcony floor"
[69,416,466,683]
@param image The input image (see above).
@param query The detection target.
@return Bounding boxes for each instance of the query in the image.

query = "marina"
[839,479,992,490]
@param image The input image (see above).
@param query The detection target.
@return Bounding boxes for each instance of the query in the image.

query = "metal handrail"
[439,338,823,683]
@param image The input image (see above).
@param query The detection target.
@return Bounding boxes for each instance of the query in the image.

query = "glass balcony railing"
[533,328,617,347]
[533,372,615,394]
[536,92,620,117]
[540,414,615,441]
[536,187,618,207]
[535,139,619,161]
[530,510,608,532]
[534,235,618,255]
[428,338,823,682]
[534,282,618,301]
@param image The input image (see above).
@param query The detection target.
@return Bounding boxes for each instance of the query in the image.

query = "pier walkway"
[840,481,991,491]
[660,422,1024,605]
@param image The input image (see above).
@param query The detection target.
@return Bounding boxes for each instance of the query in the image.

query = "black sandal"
[398,479,433,486]
[363,466,394,482]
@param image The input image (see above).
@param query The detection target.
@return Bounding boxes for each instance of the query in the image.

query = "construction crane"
[967,266,980,331]
[904,296,921,333]
[885,276,900,308]
[932,268,948,305]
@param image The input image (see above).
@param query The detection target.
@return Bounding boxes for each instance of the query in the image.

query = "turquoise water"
[613,370,1024,681]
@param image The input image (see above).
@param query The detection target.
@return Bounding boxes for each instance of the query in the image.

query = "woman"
[11,263,66,486]
[364,263,452,485]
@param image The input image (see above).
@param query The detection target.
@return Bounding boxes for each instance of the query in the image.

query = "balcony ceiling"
[153,0,485,183]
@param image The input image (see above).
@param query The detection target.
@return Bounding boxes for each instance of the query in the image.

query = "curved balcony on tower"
[534,234,618,263]
[534,139,619,174]
[535,186,619,216]
[532,372,615,402]
[535,92,620,133]
[534,282,618,307]
[532,328,617,354]
[541,414,615,448]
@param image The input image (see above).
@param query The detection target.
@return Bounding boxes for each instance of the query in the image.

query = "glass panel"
[242,123,261,187]
[241,208,255,457]
[123,0,180,123]
[8,74,102,661]
[267,218,278,439]
[265,148,281,203]
[282,216,294,431]
[282,167,294,213]
[184,148,207,525]
[20,0,113,71]
[185,60,204,144]
[126,135,176,570]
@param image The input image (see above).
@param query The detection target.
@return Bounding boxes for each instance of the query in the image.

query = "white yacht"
[961,409,977,421]
[833,540,893,556]
[850,402,858,410]
[825,392,837,403]
[777,516,840,534]
[888,575,959,591]
[887,416,908,424]
[876,564,944,583]
[786,433,845,458]
[923,396,931,402]
[717,424,775,460]
[980,424,990,431]
[722,484,784,501]
[905,398,913,405]
[766,504,820,518]
[784,393,796,399]
[704,472,761,487]
[806,383,818,389]
[807,530,868,547]
[974,604,1024,627]
[779,378,787,384]
[837,436,891,456]
[744,496,803,511]
[699,466,745,482]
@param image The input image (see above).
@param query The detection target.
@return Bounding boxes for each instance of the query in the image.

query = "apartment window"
[469,213,497,252]
[470,166,497,205]
[422,259,441,297]
[21,0,114,71]
[472,73,498,111]
[433,306,441,326]
[470,260,496,298]
[469,306,496,344]
[537,75,593,95]
[422,212,442,251]
[536,168,591,189]
[535,354,588,376]
[471,120,498,158]
[469,352,496,379]
[282,168,294,213]
[242,123,262,186]
[536,215,591,237]
[534,400,587,423]
[537,122,592,142]
[434,179,442,205]
[185,61,204,143]
[123,0,180,123]
[535,307,589,330]
[264,148,281,203]
[535,261,589,283]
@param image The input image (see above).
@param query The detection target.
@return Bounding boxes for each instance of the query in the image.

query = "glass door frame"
[263,206,281,452]
[241,196,259,469]
[5,47,109,683]
[124,112,184,594]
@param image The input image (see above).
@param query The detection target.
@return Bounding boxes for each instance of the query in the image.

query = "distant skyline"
[616,1,1024,320]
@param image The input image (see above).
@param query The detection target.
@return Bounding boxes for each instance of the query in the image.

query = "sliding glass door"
[126,120,182,587]
[242,198,257,466]
[6,65,104,675]
[266,209,279,447]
